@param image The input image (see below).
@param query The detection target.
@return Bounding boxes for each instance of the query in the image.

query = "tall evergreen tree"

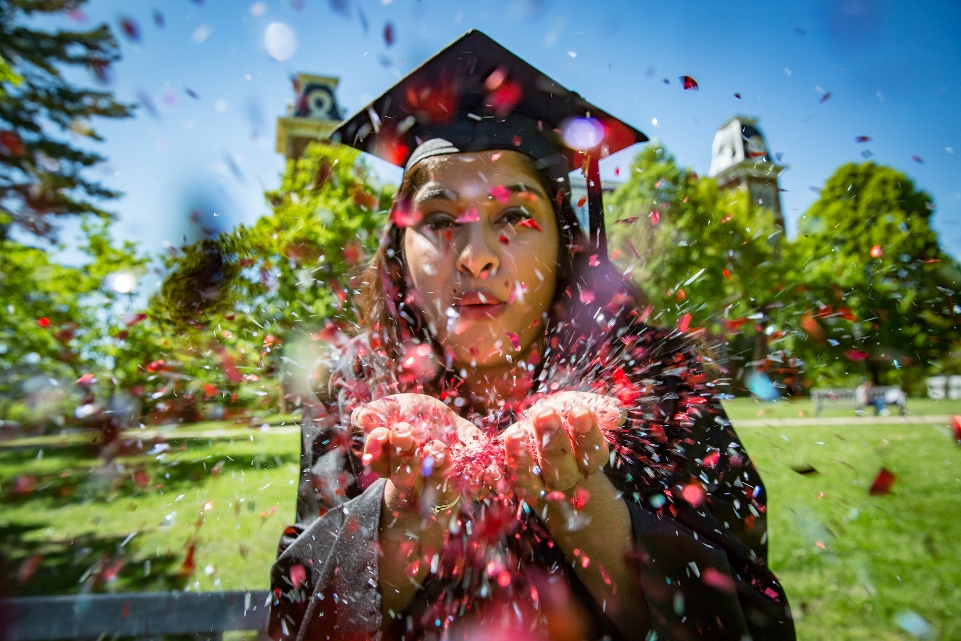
[0,0,132,241]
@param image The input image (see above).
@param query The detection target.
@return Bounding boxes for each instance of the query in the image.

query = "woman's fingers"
[504,426,543,501]
[362,426,391,477]
[570,405,610,475]
[420,440,459,513]
[532,408,581,491]
[388,422,421,493]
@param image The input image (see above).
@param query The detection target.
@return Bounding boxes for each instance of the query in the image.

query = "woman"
[269,31,794,641]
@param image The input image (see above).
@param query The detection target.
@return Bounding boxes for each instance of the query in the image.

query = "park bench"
[0,590,270,641]
[811,386,906,417]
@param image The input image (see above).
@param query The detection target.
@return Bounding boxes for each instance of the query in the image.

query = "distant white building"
[709,116,786,227]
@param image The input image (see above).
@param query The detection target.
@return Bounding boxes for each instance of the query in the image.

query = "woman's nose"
[456,225,499,279]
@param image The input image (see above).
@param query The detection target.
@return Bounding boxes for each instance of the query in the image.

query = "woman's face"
[403,150,560,370]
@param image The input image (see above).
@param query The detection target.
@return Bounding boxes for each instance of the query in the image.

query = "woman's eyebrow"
[500,183,548,200]
[415,186,459,202]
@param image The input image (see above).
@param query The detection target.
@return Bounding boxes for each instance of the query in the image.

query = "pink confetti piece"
[489,185,511,203]
[455,207,479,223]
[677,313,692,333]
[588,254,600,267]
[649,209,660,225]
[507,332,520,351]
[682,483,705,506]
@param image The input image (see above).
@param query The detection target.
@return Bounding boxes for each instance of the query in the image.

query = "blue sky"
[42,0,961,265]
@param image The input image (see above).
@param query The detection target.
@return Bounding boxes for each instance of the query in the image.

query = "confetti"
[870,244,883,258]
[910,155,923,164]
[118,17,141,43]
[734,93,742,99]
[679,76,698,91]
[37,317,50,327]
[868,468,896,495]
[383,22,395,47]
[855,136,871,143]
[153,11,165,28]
[455,208,479,223]
[819,92,831,103]
[489,185,511,203]
[507,332,520,351]
[516,219,542,231]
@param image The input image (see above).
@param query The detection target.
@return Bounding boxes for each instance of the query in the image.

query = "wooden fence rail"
[0,590,270,641]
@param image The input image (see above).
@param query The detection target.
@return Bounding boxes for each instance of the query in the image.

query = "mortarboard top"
[332,30,647,249]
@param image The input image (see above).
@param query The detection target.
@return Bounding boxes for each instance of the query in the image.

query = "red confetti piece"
[507,332,520,351]
[734,93,742,99]
[572,487,591,510]
[870,244,883,258]
[516,218,543,231]
[180,543,196,576]
[845,349,870,362]
[649,210,660,225]
[37,317,50,327]
[952,415,961,443]
[614,167,620,176]
[819,92,832,103]
[76,373,96,386]
[487,80,523,118]
[868,468,896,495]
[677,313,693,333]
[579,288,594,304]
[17,555,42,584]
[588,254,600,267]
[722,269,731,279]
[703,452,720,468]
[118,17,140,43]
[576,196,587,208]
[383,22,395,47]
[121,602,130,620]
[619,216,638,224]
[0,130,26,156]
[679,76,698,90]
[498,234,510,245]
[855,136,871,143]
[682,482,704,506]
[512,135,522,146]
[911,155,924,164]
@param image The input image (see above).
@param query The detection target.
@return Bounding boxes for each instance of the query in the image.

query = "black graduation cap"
[332,29,647,253]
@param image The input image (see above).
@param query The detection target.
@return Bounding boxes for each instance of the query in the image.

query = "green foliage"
[0,52,21,90]
[0,0,133,240]
[785,162,961,390]
[145,142,391,417]
[607,145,786,332]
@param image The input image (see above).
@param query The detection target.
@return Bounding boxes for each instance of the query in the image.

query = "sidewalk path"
[732,414,954,428]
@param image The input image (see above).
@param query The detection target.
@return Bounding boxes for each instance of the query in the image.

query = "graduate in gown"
[268,30,795,641]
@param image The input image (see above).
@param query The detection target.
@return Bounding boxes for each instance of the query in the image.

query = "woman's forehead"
[413,150,547,200]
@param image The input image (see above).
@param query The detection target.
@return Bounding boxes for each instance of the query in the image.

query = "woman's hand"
[351,393,481,517]
[503,391,623,502]
[502,392,650,638]
[351,393,485,619]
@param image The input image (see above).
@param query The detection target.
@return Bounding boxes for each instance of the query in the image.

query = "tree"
[606,145,790,390]
[0,0,132,241]
[147,142,391,419]
[785,162,961,391]
[0,218,149,429]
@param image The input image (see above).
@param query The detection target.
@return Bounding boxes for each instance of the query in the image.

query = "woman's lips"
[452,290,507,320]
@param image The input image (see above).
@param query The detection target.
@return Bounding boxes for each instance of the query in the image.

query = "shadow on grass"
[1,441,298,510]
[0,522,184,597]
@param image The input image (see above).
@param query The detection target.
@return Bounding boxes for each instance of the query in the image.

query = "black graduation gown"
[268,324,796,641]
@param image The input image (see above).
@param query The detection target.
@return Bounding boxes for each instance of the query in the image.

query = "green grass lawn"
[2,409,960,640]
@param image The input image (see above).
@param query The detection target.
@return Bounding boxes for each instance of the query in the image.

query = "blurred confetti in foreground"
[265,22,297,61]
[868,468,896,496]
[894,611,934,639]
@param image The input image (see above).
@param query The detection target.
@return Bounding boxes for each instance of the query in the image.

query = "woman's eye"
[423,215,458,232]
[499,208,533,226]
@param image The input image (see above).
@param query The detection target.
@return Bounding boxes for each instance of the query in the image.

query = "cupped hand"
[351,393,484,517]
[503,391,624,503]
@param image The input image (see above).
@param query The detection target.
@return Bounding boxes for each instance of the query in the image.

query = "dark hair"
[358,151,635,385]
